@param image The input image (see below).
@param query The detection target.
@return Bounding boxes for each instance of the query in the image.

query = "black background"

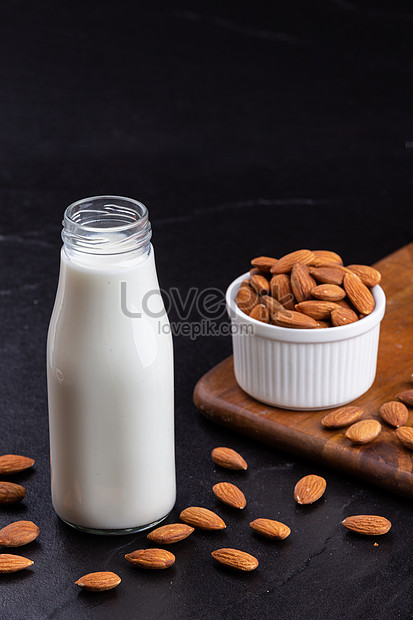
[0,1,412,619]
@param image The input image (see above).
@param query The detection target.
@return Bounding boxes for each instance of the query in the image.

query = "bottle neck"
[62,196,152,261]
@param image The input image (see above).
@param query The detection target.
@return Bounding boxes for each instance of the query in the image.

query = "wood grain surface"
[193,243,413,498]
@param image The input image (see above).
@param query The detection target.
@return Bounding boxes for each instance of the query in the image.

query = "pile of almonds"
[236,249,381,328]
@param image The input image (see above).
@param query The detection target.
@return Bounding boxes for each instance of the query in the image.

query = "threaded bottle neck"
[62,196,152,256]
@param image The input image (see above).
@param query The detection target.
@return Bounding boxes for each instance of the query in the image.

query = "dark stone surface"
[0,1,412,618]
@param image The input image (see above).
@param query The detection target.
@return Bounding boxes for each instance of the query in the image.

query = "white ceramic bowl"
[226,272,386,410]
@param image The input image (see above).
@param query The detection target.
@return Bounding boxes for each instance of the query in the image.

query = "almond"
[396,390,413,407]
[343,272,375,315]
[290,263,316,302]
[321,406,364,429]
[250,267,268,278]
[270,249,315,274]
[395,426,413,450]
[0,482,25,505]
[315,320,331,329]
[294,474,326,505]
[211,548,258,572]
[342,515,391,536]
[310,250,343,266]
[295,300,339,320]
[239,278,252,289]
[270,274,295,310]
[331,307,359,326]
[211,447,248,470]
[251,256,278,272]
[309,266,346,286]
[147,523,194,545]
[236,286,259,315]
[261,294,284,315]
[347,264,381,287]
[249,304,270,323]
[213,482,246,509]
[0,553,34,573]
[345,419,381,444]
[379,401,408,428]
[250,274,270,295]
[249,518,291,540]
[75,571,121,591]
[179,507,226,530]
[311,284,346,302]
[336,298,356,310]
[0,455,34,475]
[125,548,175,569]
[272,310,319,329]
[0,521,40,547]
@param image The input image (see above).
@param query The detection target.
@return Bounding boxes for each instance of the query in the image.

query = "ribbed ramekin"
[226,272,386,410]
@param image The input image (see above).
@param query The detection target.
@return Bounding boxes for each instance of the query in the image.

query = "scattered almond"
[321,406,364,429]
[147,523,194,545]
[343,272,375,315]
[75,571,121,590]
[294,474,326,505]
[0,455,34,476]
[249,518,291,540]
[179,507,226,530]
[125,548,175,569]
[211,447,248,470]
[396,390,413,407]
[345,419,381,444]
[213,482,246,509]
[0,521,40,547]
[0,482,25,505]
[0,553,34,573]
[395,426,413,450]
[379,401,408,428]
[211,548,258,572]
[342,515,391,536]
[311,284,346,302]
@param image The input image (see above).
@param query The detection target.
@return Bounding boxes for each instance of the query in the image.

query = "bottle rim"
[62,195,152,255]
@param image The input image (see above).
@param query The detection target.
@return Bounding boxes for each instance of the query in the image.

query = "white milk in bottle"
[47,196,175,533]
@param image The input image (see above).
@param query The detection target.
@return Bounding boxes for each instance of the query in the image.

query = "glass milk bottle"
[47,196,175,534]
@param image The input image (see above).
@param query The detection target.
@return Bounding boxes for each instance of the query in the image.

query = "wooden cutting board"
[193,243,413,498]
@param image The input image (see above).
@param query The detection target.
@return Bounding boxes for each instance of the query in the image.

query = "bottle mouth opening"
[62,196,152,254]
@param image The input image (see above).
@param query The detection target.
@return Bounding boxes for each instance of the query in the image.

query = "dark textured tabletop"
[1,1,412,619]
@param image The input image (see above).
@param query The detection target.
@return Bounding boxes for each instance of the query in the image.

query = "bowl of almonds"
[226,249,386,410]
